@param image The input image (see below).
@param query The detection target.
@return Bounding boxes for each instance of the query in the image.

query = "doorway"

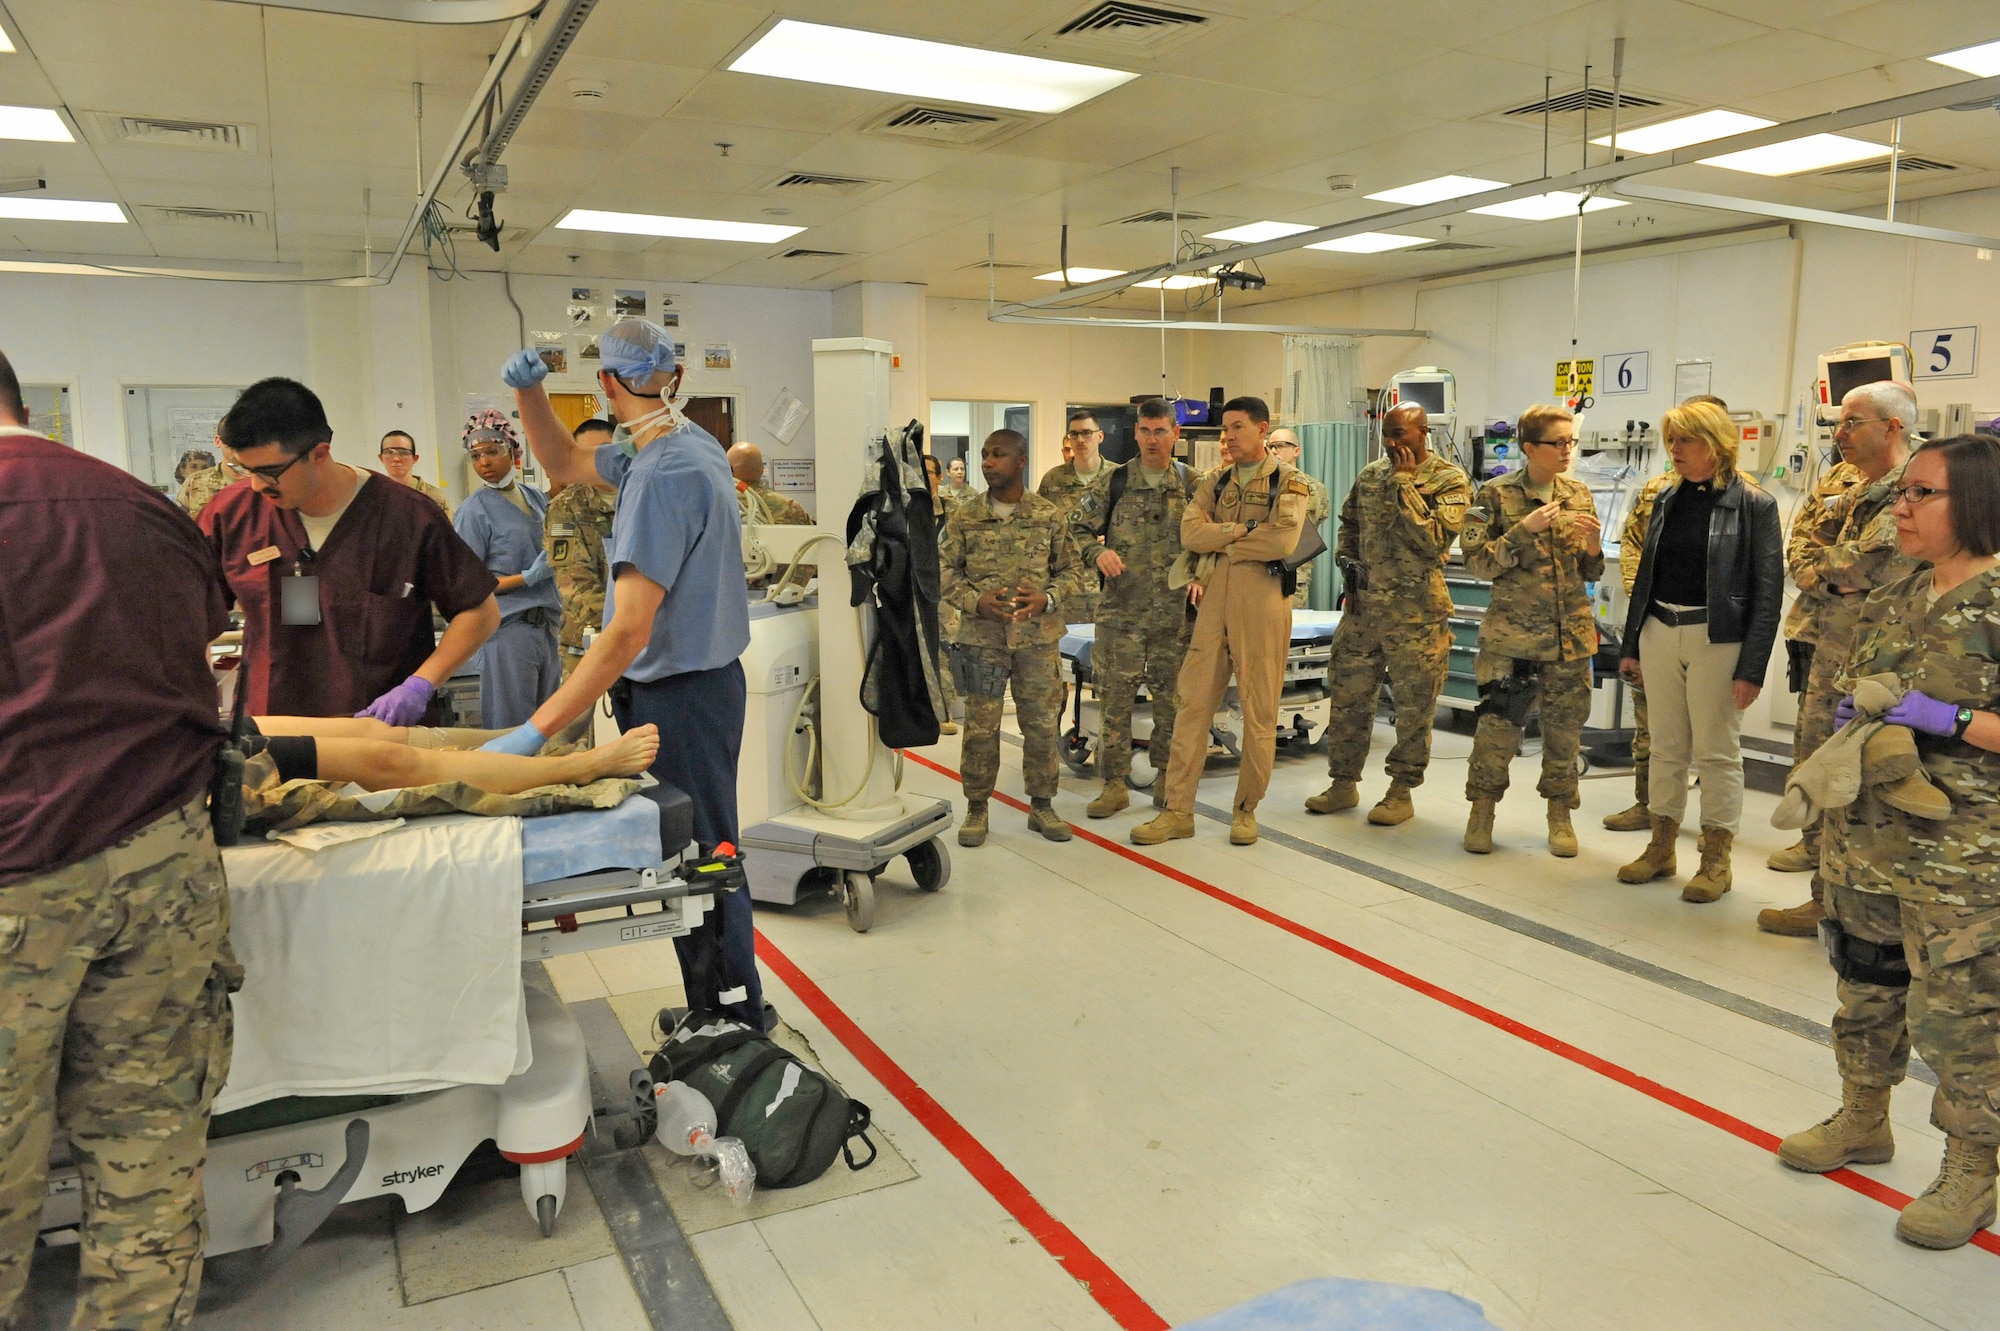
[684,396,734,448]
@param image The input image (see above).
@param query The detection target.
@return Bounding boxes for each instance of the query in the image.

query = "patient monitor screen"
[1397,379,1447,414]
[1827,356,1893,405]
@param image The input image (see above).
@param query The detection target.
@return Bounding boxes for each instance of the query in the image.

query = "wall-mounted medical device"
[1815,342,1912,425]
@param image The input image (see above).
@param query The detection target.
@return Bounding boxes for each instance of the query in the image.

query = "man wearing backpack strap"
[1133,397,1309,848]
[1072,399,1198,818]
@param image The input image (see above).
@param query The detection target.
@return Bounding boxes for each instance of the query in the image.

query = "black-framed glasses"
[243,451,309,483]
[1893,484,1950,506]
[1835,414,1887,433]
[1065,428,1101,439]
[378,446,416,460]
[1522,436,1576,449]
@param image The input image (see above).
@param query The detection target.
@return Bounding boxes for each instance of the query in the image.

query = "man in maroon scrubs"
[201,379,499,720]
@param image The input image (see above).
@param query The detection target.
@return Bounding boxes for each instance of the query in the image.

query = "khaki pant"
[1162,560,1292,814]
[1639,611,1748,832]
[0,794,237,1331]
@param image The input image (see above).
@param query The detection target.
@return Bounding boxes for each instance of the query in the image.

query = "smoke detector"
[567,79,609,105]
[1327,174,1356,193]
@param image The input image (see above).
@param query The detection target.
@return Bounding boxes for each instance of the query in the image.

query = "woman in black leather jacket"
[1615,399,1784,902]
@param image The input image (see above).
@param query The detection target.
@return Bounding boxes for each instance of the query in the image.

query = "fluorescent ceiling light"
[1364,175,1504,205]
[1930,39,2000,77]
[1034,267,1124,282]
[0,105,71,142]
[1305,232,1430,254]
[0,197,125,223]
[0,26,13,54]
[729,19,1136,115]
[554,208,803,243]
[1699,133,1889,175]
[1591,108,1773,155]
[1202,221,1314,244]
[1470,191,1627,221]
[1134,273,1214,289]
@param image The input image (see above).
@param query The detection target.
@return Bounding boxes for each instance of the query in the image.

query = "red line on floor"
[754,933,1171,1331]
[902,749,2000,1257]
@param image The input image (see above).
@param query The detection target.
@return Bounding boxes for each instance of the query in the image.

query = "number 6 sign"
[1911,326,1978,380]
[1601,351,1649,395]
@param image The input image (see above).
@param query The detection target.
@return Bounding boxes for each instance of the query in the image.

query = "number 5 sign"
[1911,326,1978,380]
[1600,351,1649,395]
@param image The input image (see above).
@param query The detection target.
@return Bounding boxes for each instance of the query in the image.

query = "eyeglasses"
[242,451,309,483]
[1835,415,1886,433]
[378,447,416,460]
[1523,436,1576,449]
[1893,484,1950,506]
[467,446,510,461]
[1065,428,1101,440]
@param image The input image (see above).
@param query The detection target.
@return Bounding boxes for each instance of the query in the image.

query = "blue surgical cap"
[599,317,678,390]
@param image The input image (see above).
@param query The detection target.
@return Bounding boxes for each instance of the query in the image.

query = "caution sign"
[1554,358,1595,398]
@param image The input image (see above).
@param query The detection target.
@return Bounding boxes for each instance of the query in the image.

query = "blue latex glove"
[522,552,554,587]
[480,722,546,756]
[502,349,549,391]
[1834,694,1858,728]
[354,675,436,726]
[1884,689,1960,737]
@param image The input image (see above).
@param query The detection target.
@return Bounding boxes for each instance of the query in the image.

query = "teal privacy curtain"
[1285,335,1368,611]
[1297,423,1368,609]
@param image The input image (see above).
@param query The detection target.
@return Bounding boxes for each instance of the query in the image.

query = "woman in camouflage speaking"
[1779,434,2000,1252]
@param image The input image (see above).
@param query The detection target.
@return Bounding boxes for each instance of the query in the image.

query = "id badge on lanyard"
[281,548,322,626]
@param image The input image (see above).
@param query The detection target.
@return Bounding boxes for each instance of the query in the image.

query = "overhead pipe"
[1608,182,2000,251]
[213,0,541,22]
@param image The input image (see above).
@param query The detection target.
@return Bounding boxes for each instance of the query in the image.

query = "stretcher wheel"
[1060,726,1094,776]
[906,837,950,892]
[1576,752,1591,777]
[842,871,876,933]
[535,1193,558,1239]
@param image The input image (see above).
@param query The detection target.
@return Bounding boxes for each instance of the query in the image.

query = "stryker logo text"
[381,1163,447,1187]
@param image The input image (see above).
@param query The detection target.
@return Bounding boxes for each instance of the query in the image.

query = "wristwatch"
[1954,706,1977,739]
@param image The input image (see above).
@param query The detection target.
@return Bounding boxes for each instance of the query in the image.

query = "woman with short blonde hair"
[1616,398,1784,901]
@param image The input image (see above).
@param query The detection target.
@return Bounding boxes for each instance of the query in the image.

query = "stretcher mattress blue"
[1176,1277,1500,1330]
[522,795,664,886]
[1059,610,1342,674]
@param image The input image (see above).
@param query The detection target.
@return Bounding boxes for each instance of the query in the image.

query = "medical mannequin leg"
[311,725,660,794]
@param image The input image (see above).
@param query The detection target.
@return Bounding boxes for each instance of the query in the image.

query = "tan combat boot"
[1229,808,1258,845]
[1547,799,1578,858]
[1617,815,1680,883]
[1897,1138,2000,1249]
[1131,810,1194,845]
[1682,827,1734,902]
[1767,838,1816,872]
[957,799,989,848]
[1758,882,1824,937]
[1028,799,1073,842]
[1367,782,1416,826]
[938,719,960,735]
[1463,799,1496,854]
[1305,779,1360,815]
[1602,760,1652,831]
[1778,1082,1894,1172]
[1086,781,1129,819]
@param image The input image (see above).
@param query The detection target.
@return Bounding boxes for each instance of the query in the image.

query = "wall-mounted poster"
[532,331,568,375]
[614,289,646,317]
[569,302,597,328]
[576,334,601,362]
[659,310,680,328]
[704,343,734,372]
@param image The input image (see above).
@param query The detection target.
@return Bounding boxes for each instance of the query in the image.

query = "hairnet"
[462,408,520,451]
[599,317,679,392]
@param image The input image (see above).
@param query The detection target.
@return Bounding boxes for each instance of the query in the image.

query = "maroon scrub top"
[201,469,497,716]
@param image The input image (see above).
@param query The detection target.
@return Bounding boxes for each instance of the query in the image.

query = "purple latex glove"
[1834,695,1858,728]
[1884,688,1960,737]
[355,675,436,726]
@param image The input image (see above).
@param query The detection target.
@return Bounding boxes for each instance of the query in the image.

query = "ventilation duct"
[85,113,256,152]
[864,104,1029,147]
[1054,2,1210,51]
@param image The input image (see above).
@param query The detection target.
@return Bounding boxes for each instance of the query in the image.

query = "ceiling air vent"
[1111,208,1210,225]
[774,248,851,259]
[958,259,1032,270]
[1504,87,1663,119]
[140,205,267,230]
[766,172,883,198]
[863,103,1029,147]
[1054,2,1210,51]
[1411,241,1495,252]
[85,112,257,152]
[1823,155,1956,176]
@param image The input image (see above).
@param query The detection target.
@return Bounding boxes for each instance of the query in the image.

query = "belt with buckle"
[1649,604,1707,628]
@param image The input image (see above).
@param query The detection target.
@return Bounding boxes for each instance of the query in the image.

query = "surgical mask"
[612,396,684,458]
[481,471,516,490]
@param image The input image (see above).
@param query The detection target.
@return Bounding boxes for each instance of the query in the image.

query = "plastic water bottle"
[652,1081,755,1203]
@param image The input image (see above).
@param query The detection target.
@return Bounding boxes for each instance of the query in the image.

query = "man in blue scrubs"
[495,319,762,1027]
[452,411,561,728]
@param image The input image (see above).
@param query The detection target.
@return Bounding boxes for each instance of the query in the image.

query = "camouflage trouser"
[1904,899,2000,1145]
[1797,649,1846,896]
[1322,617,1451,788]
[0,794,237,1331]
[957,642,1063,802]
[1094,615,1191,782]
[1827,883,1910,1091]
[1289,559,1314,609]
[937,604,962,720]
[1464,650,1592,805]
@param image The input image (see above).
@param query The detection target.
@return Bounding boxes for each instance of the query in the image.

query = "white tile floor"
[27,716,2000,1330]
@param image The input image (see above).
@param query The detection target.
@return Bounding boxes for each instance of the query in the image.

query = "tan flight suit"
[1159,455,1311,816]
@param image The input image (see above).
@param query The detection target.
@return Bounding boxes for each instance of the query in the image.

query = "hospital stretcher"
[1056,610,1343,781]
[37,783,726,1270]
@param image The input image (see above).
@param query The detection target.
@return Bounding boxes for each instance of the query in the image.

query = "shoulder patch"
[1285,475,1312,496]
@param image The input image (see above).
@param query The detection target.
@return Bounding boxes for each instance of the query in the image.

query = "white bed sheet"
[216,813,528,1114]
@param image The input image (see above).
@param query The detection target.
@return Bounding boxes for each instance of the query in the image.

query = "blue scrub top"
[595,422,752,680]
[453,481,562,623]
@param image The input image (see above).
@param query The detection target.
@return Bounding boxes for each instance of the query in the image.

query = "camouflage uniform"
[1825,565,2000,1140]
[545,483,617,683]
[940,480,976,509]
[1071,460,1198,783]
[1036,460,1113,624]
[1290,472,1332,608]
[939,492,1091,802]
[0,794,238,1330]
[740,481,814,589]
[400,474,453,516]
[1617,472,1676,764]
[932,491,960,719]
[1460,470,1605,805]
[1321,455,1473,788]
[173,463,243,520]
